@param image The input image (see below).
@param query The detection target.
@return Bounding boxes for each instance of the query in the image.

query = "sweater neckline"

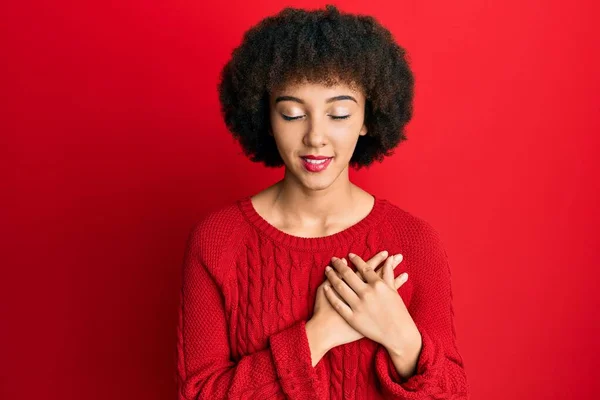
[237,193,387,251]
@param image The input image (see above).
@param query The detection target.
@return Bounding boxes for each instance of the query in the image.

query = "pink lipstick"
[300,155,333,172]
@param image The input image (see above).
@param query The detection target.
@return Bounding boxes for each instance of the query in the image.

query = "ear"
[359,124,368,136]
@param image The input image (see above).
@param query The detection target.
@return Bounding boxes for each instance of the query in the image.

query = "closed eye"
[281,115,303,121]
[281,114,351,121]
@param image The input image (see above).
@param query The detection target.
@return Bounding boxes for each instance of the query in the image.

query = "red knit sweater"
[176,195,470,399]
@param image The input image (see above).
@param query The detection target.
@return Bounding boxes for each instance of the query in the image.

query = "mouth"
[300,156,333,173]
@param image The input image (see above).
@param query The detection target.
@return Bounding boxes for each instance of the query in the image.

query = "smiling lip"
[300,156,333,172]
[301,155,333,160]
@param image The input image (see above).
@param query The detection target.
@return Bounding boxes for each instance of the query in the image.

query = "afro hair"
[217,4,414,169]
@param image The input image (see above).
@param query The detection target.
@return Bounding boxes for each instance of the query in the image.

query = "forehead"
[270,79,365,103]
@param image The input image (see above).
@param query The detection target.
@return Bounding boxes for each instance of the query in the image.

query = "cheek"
[329,128,361,150]
[271,131,298,156]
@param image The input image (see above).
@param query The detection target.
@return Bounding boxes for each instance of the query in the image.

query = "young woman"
[176,5,470,399]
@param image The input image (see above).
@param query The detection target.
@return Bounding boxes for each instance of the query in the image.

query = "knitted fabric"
[176,195,470,399]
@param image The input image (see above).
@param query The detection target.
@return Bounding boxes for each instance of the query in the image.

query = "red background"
[3,1,599,399]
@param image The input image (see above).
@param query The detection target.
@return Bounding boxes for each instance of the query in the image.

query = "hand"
[350,250,404,285]
[323,253,420,356]
[310,251,404,351]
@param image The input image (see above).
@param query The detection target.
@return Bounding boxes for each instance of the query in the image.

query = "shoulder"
[186,199,247,271]
[381,200,454,296]
[386,202,450,280]
[193,200,244,235]
[383,200,444,247]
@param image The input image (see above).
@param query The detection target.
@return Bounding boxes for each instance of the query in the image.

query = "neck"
[271,167,361,225]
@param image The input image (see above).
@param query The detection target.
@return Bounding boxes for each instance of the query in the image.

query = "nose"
[303,117,327,148]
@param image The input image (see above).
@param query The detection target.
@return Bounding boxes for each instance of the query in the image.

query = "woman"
[176,5,470,399]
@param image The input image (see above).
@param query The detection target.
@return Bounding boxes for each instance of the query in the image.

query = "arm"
[176,228,327,400]
[374,223,470,399]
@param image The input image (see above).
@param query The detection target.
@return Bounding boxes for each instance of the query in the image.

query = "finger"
[376,254,403,279]
[394,272,409,289]
[367,250,388,280]
[323,284,353,320]
[349,251,398,282]
[382,256,394,287]
[348,253,379,284]
[349,251,387,282]
[325,264,361,308]
[350,251,392,282]
[331,257,366,294]
[366,250,389,271]
[322,281,347,304]
[342,257,364,281]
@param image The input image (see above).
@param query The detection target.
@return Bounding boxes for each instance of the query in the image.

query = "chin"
[298,170,340,191]
[303,180,333,191]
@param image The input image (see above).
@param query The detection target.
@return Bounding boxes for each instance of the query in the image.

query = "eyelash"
[282,115,350,121]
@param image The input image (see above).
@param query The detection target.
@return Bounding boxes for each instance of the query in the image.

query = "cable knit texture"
[176,194,470,399]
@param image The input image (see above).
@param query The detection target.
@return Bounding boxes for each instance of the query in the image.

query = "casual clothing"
[176,195,470,399]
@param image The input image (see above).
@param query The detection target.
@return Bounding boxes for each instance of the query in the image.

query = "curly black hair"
[217,4,414,169]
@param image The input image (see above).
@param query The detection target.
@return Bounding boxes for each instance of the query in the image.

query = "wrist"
[384,331,422,380]
[306,318,332,366]
[385,329,422,359]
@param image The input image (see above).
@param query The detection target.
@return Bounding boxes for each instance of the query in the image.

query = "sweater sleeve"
[374,220,470,399]
[176,223,325,400]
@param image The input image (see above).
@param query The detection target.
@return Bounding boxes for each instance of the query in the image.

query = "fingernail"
[331,256,338,261]
[325,266,332,273]
[341,258,347,265]
[394,254,403,262]
[348,253,356,258]
[402,272,408,280]
[381,250,388,257]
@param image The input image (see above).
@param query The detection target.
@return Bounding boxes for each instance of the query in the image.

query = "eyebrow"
[274,95,357,104]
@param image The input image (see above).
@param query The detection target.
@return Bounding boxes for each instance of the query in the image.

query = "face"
[268,80,368,191]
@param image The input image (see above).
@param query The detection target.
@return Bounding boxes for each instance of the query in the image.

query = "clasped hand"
[318,251,421,358]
